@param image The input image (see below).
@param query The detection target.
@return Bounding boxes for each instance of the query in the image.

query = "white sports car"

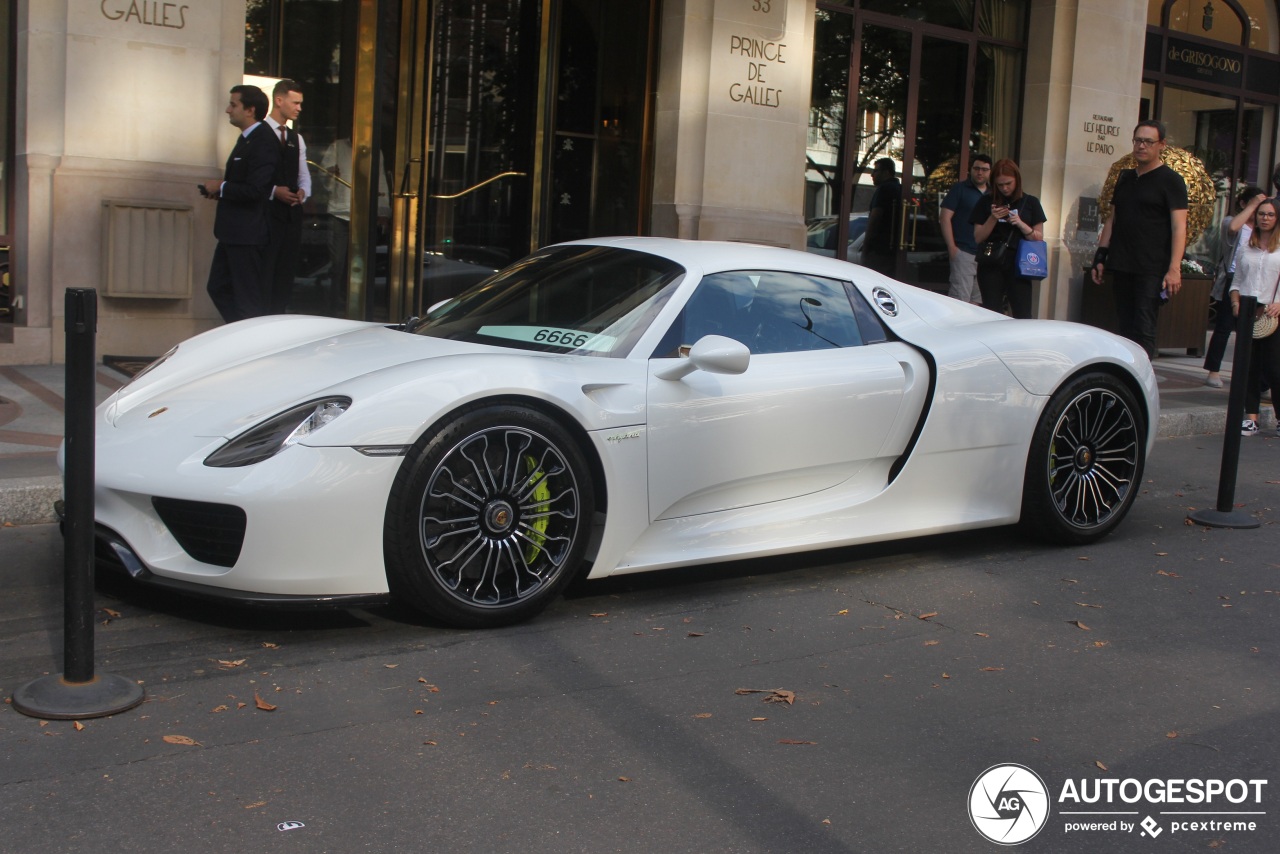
[85,237,1158,627]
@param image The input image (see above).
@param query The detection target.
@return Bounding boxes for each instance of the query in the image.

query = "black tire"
[1020,372,1145,545]
[384,403,594,627]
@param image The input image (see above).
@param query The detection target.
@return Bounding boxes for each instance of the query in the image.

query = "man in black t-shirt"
[863,158,900,276]
[1090,120,1188,359]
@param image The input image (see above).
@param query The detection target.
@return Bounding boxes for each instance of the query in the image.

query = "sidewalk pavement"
[0,337,1274,526]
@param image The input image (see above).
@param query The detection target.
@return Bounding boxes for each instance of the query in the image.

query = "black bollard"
[11,289,145,719]
[1187,294,1261,530]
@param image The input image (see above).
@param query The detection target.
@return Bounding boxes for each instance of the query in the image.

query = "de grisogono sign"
[99,1,189,29]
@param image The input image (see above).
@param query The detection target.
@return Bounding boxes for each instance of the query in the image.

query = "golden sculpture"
[1097,146,1216,244]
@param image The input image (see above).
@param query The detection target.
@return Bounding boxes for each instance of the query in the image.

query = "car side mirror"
[654,335,750,381]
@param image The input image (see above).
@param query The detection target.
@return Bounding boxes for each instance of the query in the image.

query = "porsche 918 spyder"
[81,237,1158,627]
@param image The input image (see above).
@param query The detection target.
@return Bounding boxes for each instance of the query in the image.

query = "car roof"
[559,236,868,281]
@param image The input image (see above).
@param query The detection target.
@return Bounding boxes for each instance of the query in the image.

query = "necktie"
[279,125,288,147]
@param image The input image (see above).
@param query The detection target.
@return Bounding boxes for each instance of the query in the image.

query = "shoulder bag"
[977,227,1018,270]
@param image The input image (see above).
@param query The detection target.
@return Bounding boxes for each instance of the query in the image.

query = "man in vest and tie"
[263,79,312,314]
[202,85,280,323]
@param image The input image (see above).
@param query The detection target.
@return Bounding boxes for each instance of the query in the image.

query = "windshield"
[415,245,685,357]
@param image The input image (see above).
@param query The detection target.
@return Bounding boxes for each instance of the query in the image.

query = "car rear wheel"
[1020,373,1145,544]
[385,404,594,627]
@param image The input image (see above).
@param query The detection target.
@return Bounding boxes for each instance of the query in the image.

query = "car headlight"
[204,397,351,467]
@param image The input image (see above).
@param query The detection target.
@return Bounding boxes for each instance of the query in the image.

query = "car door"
[645,269,927,521]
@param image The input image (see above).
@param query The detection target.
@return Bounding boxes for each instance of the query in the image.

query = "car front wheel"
[1020,373,1145,545]
[385,404,594,627]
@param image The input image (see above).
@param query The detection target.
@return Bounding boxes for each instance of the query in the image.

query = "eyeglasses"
[1132,138,1161,147]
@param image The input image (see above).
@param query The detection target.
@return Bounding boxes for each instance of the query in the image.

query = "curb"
[0,476,61,526]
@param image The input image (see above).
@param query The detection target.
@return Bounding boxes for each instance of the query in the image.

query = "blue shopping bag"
[1016,240,1048,279]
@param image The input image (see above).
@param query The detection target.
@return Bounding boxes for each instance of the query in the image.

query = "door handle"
[429,171,527,200]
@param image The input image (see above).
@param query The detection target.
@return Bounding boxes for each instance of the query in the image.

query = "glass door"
[808,6,1022,293]
[853,21,968,290]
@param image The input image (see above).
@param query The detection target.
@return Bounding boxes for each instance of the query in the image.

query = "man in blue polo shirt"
[940,155,992,304]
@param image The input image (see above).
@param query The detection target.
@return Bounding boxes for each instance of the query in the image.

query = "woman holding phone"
[970,159,1046,318]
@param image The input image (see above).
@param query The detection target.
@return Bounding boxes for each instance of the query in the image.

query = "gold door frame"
[346,0,379,319]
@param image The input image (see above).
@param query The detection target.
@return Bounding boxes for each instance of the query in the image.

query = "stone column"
[652,0,812,249]
[4,0,248,364]
[1020,0,1147,320]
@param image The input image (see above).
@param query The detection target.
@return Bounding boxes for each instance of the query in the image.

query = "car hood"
[106,316,520,438]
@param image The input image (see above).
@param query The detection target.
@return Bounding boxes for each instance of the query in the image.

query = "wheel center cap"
[484,500,517,535]
[1075,446,1094,469]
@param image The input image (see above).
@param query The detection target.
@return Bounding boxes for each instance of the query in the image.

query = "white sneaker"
[1241,419,1259,436]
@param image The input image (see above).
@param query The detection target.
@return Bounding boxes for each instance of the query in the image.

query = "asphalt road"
[1,434,1277,853]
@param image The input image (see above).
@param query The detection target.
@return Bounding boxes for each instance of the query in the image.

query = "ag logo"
[968,763,1050,845]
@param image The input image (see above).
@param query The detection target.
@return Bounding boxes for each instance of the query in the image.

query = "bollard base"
[1187,509,1260,530]
[11,672,145,720]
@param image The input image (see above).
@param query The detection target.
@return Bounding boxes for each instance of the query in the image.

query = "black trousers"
[206,242,267,323]
[265,215,303,314]
[1246,330,1280,418]
[1111,271,1164,359]
[977,264,1033,318]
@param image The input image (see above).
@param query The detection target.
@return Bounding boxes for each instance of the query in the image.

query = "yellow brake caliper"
[523,455,550,562]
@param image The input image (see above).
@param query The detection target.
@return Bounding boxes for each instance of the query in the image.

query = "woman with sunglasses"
[1230,198,1280,436]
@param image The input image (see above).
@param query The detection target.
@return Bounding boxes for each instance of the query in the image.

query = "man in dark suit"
[263,79,311,314]
[202,84,280,323]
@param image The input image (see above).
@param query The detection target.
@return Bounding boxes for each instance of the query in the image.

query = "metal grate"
[101,200,194,298]
[151,497,247,567]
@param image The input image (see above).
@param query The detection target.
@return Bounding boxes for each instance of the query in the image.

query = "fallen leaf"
[384,664,398,669]
[254,693,277,712]
[1092,641,1110,648]
[244,801,267,809]
[1155,552,1168,556]
[975,632,989,638]
[687,632,705,637]
[750,717,768,722]
[103,608,122,618]
[1076,602,1103,609]
[692,713,712,719]
[765,690,795,705]
[1077,557,1091,561]
[980,666,1005,672]
[1166,731,1178,739]
[261,642,279,649]
[1156,569,1181,578]
[589,613,608,618]
[236,702,247,710]
[778,739,816,745]
[918,612,938,620]
[163,735,201,746]
[923,640,940,646]
[415,710,424,715]
[211,705,229,713]
[835,609,849,615]
[822,819,831,825]
[424,740,437,746]
[617,776,631,782]
[942,673,951,679]
[1067,620,1091,631]
[1095,760,1109,771]
[1061,578,1079,584]
[73,721,85,731]
[216,659,247,668]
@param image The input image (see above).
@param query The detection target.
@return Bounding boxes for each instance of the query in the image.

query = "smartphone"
[197,184,209,197]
